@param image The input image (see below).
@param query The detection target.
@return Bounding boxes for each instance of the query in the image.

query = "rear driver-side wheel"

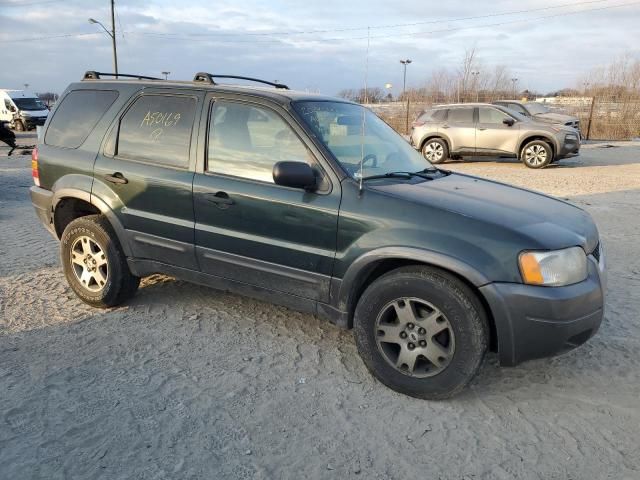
[421,138,449,164]
[61,214,140,308]
[353,266,488,399]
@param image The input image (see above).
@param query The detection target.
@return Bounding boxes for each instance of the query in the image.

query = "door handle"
[441,124,450,129]
[104,172,128,184]
[478,127,487,131]
[205,191,234,207]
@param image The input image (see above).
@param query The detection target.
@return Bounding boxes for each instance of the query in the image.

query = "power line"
[0,0,638,44]
[133,0,620,37]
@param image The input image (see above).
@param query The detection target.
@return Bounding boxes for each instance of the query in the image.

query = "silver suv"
[410,103,580,168]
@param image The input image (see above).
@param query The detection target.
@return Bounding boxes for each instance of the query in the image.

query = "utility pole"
[511,77,519,99]
[89,0,118,76]
[110,0,118,76]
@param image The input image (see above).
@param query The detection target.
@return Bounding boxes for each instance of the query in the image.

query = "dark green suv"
[30,71,606,399]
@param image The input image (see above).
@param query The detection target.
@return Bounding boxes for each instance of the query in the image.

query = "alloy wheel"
[375,297,455,378]
[70,236,108,292]
[423,142,444,162]
[524,144,548,166]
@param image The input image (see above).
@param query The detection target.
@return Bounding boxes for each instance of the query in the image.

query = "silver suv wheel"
[521,140,552,168]
[423,141,444,162]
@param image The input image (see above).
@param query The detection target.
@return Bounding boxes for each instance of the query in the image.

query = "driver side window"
[207,101,316,185]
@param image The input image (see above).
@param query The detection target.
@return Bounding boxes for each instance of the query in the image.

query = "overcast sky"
[1,0,639,96]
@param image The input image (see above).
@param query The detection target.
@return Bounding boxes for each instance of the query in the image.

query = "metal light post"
[471,71,480,102]
[400,59,412,133]
[162,71,171,80]
[511,77,519,98]
[23,83,29,90]
[89,0,118,75]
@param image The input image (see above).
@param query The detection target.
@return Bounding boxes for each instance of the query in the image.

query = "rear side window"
[116,95,197,168]
[447,108,473,123]
[45,90,118,148]
[417,109,446,123]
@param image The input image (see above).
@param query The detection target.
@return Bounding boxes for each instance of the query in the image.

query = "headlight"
[519,247,588,286]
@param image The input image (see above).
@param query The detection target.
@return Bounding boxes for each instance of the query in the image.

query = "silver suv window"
[446,107,473,123]
[478,107,512,124]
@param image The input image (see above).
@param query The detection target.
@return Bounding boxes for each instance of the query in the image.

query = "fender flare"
[517,134,559,158]
[52,187,133,257]
[419,132,451,151]
[335,246,491,313]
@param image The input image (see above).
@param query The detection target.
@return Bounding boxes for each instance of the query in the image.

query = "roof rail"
[193,72,289,90]
[82,71,161,81]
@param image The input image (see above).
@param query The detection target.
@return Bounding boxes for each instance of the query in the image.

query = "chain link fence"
[367,96,640,141]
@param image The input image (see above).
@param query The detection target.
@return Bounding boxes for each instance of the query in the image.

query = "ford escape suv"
[30,71,605,399]
[410,103,580,168]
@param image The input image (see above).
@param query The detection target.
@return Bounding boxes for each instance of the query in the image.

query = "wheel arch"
[336,248,498,351]
[419,133,451,152]
[517,135,557,159]
[52,188,133,257]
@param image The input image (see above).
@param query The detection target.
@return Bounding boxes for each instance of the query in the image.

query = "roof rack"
[82,71,161,81]
[193,72,289,90]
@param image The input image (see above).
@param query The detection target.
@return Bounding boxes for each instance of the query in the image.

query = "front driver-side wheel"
[61,215,140,308]
[421,138,449,164]
[521,140,553,168]
[354,266,488,399]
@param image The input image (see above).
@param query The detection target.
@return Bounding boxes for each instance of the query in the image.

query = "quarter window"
[116,95,197,168]
[446,108,473,123]
[207,101,314,184]
[45,90,118,148]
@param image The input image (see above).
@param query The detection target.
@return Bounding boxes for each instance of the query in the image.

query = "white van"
[0,90,49,131]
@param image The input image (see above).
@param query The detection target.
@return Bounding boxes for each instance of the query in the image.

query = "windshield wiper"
[361,171,420,181]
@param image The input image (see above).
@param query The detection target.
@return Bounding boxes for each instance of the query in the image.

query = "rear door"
[92,89,203,269]
[191,94,341,302]
[443,106,475,154]
[476,106,519,155]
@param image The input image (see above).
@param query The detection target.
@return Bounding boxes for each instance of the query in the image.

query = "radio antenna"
[359,26,370,194]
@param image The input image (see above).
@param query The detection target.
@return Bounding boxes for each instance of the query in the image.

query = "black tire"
[354,266,488,400]
[421,138,449,164]
[520,140,553,168]
[61,214,140,308]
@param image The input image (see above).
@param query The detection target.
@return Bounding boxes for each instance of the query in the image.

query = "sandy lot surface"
[1,135,639,479]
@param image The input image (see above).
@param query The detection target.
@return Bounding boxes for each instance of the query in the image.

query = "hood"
[533,111,577,124]
[370,173,598,252]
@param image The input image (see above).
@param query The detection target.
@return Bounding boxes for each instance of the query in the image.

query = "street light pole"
[511,77,519,98]
[471,71,480,102]
[89,0,118,76]
[162,71,171,80]
[400,59,412,134]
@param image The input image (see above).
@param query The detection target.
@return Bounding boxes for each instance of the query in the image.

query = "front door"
[476,106,519,155]
[92,90,203,270]
[192,96,341,302]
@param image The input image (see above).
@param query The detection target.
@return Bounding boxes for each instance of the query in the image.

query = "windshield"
[525,103,550,115]
[293,101,432,179]
[13,97,47,111]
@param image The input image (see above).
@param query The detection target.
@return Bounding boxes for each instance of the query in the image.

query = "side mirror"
[503,118,515,127]
[273,161,317,191]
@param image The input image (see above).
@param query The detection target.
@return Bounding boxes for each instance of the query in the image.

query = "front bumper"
[480,255,605,366]
[30,185,56,237]
[22,116,47,128]
[557,135,581,159]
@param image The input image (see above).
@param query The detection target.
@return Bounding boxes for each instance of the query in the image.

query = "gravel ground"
[1,135,639,479]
